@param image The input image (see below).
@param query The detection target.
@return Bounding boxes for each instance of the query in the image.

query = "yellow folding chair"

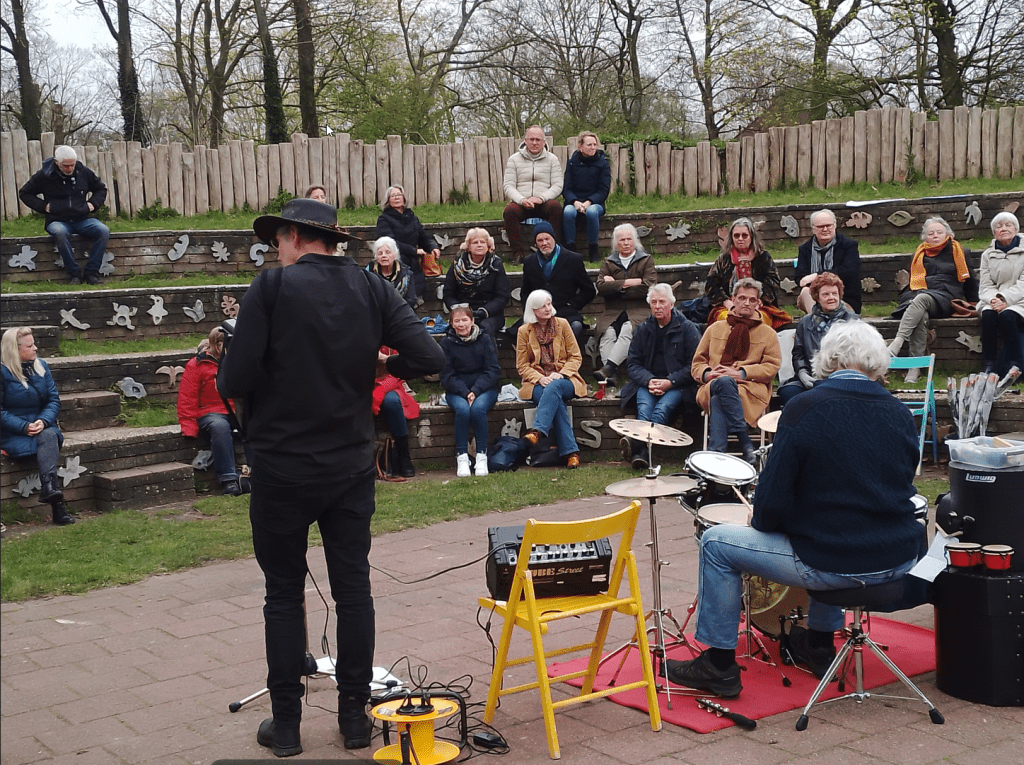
[478,501,662,759]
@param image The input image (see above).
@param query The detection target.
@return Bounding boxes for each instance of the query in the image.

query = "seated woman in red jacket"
[177,328,249,495]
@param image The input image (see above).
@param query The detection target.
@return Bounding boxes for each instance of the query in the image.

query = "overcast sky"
[39,0,114,50]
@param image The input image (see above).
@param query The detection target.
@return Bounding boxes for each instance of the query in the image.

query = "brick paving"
[3,493,1022,765]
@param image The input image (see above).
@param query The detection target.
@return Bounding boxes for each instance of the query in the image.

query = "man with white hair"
[666,321,924,699]
[19,146,111,285]
[794,209,861,315]
[618,283,702,469]
[502,125,563,263]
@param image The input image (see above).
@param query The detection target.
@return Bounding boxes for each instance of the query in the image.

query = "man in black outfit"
[219,199,444,757]
[794,209,861,315]
[521,221,597,348]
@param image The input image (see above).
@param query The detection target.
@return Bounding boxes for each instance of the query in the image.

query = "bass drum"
[746,575,808,639]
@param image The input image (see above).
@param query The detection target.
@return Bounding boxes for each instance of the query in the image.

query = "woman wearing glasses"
[794,209,862,315]
[704,217,790,328]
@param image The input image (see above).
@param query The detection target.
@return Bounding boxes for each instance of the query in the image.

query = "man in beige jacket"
[502,125,563,263]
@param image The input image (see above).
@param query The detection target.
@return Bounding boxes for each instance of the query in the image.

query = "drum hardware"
[738,573,793,686]
[604,455,699,711]
[685,450,759,512]
[609,418,694,481]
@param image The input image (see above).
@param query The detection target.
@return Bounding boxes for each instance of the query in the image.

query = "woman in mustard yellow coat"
[516,289,588,467]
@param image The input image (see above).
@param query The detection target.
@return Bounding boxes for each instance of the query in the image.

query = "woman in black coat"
[442,228,511,341]
[562,131,610,262]
[1,327,74,524]
[375,185,441,305]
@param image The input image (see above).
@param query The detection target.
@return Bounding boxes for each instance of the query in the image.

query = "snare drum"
[686,451,758,486]
[694,502,749,541]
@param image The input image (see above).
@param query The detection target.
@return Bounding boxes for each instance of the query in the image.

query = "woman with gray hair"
[977,212,1023,375]
[593,223,658,385]
[366,236,417,308]
[516,290,587,468]
[889,216,974,382]
[374,185,442,304]
[704,217,789,328]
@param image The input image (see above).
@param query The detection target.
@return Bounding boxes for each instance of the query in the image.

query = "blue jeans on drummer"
[447,388,498,454]
[707,376,750,452]
[563,203,604,246]
[693,524,917,650]
[46,217,110,277]
[379,390,408,437]
[199,413,237,482]
[530,378,578,456]
[636,387,684,426]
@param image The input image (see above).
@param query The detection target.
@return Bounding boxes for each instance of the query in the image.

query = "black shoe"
[593,363,618,385]
[40,472,64,503]
[338,695,372,749]
[220,479,241,496]
[394,436,415,478]
[84,272,102,285]
[69,275,82,285]
[630,447,649,471]
[257,717,302,757]
[51,501,75,526]
[781,626,837,680]
[982,362,997,375]
[741,445,757,465]
[663,650,742,698]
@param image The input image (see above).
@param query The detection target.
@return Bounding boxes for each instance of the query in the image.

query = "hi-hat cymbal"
[609,418,693,447]
[757,410,782,434]
[605,475,698,498]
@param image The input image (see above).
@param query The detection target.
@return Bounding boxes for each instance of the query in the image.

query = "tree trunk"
[927,0,964,107]
[6,0,43,140]
[115,0,151,145]
[293,0,319,137]
[253,0,289,143]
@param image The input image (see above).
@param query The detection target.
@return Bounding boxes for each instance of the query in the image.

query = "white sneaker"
[904,368,921,384]
[456,453,471,478]
[475,452,489,477]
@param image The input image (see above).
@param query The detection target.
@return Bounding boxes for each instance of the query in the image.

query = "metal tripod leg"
[739,574,792,686]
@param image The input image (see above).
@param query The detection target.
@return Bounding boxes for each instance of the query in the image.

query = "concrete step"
[94,462,196,511]
[60,390,121,431]
[0,324,60,350]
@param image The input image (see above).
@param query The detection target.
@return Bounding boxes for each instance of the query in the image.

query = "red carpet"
[549,618,936,732]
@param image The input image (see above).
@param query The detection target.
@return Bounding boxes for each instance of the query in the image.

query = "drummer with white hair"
[665,321,925,698]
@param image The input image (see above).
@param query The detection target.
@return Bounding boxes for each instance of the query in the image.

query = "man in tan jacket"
[692,278,781,463]
[502,125,563,263]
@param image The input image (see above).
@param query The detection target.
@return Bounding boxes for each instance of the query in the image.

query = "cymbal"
[757,410,782,434]
[609,418,694,447]
[606,475,698,498]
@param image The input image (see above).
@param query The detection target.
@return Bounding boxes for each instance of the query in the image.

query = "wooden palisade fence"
[1,105,1022,222]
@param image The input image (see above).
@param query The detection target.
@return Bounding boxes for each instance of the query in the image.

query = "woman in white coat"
[977,212,1024,376]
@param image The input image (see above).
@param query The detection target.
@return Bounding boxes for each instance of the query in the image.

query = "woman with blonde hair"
[1,327,74,524]
[442,227,510,340]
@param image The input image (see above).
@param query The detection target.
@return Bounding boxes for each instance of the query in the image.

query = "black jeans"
[249,466,376,727]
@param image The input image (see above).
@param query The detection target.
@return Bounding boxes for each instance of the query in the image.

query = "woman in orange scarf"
[889,217,974,382]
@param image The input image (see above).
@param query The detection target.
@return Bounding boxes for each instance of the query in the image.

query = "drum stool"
[795,578,944,731]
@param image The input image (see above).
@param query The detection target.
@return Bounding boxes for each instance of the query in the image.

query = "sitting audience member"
[705,218,790,328]
[889,217,974,382]
[440,305,501,478]
[517,290,587,469]
[1,327,74,525]
[777,273,857,406]
[794,209,862,314]
[594,223,658,386]
[375,185,442,305]
[502,126,563,263]
[18,145,110,285]
[521,221,597,347]
[367,236,417,308]
[562,130,610,262]
[666,321,924,698]
[619,284,702,470]
[977,212,1023,376]
[305,185,328,202]
[692,279,781,464]
[177,327,250,495]
[443,228,511,341]
[373,347,419,478]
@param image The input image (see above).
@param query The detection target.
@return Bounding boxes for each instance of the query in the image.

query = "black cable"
[369,542,520,585]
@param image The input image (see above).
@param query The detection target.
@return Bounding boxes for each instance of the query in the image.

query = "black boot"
[40,472,63,503]
[593,361,618,385]
[588,243,600,263]
[51,500,75,526]
[394,436,415,478]
[338,695,372,749]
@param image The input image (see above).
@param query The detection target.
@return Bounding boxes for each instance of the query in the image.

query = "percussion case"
[933,570,1024,706]
[944,462,1024,571]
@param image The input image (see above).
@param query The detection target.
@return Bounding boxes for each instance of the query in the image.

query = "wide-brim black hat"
[253,198,359,244]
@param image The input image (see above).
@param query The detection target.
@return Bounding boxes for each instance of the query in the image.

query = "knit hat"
[533,221,556,241]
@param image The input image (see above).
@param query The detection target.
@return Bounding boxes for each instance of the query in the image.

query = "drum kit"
[602,414,806,704]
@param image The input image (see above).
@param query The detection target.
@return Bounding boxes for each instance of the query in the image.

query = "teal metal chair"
[888,354,938,473]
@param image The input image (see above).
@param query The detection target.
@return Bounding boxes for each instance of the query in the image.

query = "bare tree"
[253,0,288,143]
[292,0,317,136]
[0,0,42,138]
[90,0,152,144]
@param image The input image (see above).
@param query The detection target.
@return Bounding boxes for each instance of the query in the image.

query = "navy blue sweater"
[752,375,924,574]
[439,330,501,398]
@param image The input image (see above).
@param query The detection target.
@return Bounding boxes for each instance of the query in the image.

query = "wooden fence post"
[996,106,1014,180]
[335,133,350,206]
[292,134,309,195]
[880,106,896,183]
[266,144,280,204]
[840,115,855,185]
[937,109,954,181]
[753,133,768,193]
[953,106,969,179]
[127,142,144,215]
[110,141,130,216]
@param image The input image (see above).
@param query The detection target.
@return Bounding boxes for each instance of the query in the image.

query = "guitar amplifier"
[485,525,613,601]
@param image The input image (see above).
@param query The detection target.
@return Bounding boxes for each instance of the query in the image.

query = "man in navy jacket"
[19,146,110,285]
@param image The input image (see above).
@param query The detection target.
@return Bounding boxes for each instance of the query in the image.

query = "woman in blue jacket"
[562,131,611,262]
[440,306,501,478]
[1,327,74,525]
